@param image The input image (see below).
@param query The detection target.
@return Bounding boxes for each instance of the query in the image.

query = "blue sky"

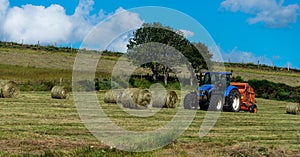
[1,0,300,69]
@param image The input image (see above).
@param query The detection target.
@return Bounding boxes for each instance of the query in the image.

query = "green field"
[1,47,300,156]
[0,91,299,156]
[227,67,300,87]
[2,47,300,87]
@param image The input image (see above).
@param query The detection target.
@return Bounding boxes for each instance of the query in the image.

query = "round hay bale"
[0,81,19,98]
[104,90,123,103]
[135,89,152,109]
[119,88,151,109]
[149,83,166,108]
[286,103,300,115]
[119,88,139,109]
[151,91,167,108]
[151,90,178,108]
[51,86,69,99]
[165,91,178,108]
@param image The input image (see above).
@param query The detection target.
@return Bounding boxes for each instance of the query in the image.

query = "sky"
[0,0,299,69]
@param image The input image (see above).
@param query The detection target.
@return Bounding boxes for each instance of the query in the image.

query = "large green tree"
[127,22,212,85]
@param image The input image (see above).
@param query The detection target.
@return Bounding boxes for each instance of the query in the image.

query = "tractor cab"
[200,72,231,87]
[197,72,232,98]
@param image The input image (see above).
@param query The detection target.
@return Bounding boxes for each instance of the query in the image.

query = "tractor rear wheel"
[226,89,241,112]
[209,95,223,111]
[183,92,198,110]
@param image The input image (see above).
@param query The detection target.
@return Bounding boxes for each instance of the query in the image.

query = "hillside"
[1,46,300,87]
[225,63,300,87]
[1,45,300,156]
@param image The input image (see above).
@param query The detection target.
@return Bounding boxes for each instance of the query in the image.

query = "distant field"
[0,91,299,156]
[1,48,300,87]
[227,67,300,87]
[0,48,149,82]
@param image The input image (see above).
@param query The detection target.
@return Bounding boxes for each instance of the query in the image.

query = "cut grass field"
[1,47,300,156]
[0,91,299,156]
[2,47,300,87]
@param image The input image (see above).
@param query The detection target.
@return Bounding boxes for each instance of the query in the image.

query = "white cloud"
[178,29,194,38]
[83,7,144,51]
[220,0,300,28]
[2,4,72,44]
[73,0,94,18]
[0,0,8,16]
[209,45,224,62]
[0,0,9,37]
[69,0,96,43]
[107,31,135,52]
[0,0,144,48]
[222,47,273,65]
[0,0,195,52]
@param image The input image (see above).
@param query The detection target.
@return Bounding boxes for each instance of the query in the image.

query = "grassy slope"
[0,48,151,82]
[1,47,300,87]
[227,66,300,87]
[0,91,299,156]
[1,48,300,156]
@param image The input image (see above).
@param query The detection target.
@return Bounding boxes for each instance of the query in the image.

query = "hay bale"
[0,81,19,98]
[104,90,123,103]
[135,89,152,108]
[286,103,300,115]
[119,88,151,109]
[151,90,167,108]
[51,86,69,99]
[149,83,166,108]
[151,91,178,108]
[165,91,178,108]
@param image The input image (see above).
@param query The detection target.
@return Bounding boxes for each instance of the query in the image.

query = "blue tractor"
[183,72,256,112]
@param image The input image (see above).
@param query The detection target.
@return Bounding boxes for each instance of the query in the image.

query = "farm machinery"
[184,72,257,113]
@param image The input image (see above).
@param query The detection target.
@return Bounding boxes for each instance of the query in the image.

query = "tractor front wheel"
[226,89,241,112]
[183,92,198,110]
[209,95,223,111]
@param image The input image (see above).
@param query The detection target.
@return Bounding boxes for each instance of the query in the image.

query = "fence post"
[60,77,63,86]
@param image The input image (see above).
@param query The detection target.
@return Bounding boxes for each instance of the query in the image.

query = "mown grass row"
[0,91,299,156]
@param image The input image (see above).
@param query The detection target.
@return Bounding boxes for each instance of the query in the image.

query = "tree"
[127,42,183,85]
[127,22,212,85]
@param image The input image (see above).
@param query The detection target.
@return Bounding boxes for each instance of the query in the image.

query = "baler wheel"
[250,104,257,113]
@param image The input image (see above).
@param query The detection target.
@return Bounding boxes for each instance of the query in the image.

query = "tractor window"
[203,73,219,85]
[220,75,227,86]
[202,73,231,86]
[203,74,211,85]
[211,74,219,84]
